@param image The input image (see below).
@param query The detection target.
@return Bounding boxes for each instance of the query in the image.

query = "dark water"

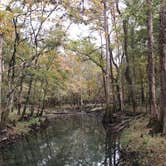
[0,114,121,166]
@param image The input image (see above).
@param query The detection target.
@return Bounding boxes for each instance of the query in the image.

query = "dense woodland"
[0,0,166,136]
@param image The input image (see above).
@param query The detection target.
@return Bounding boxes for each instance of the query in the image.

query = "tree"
[146,0,158,122]
[102,0,112,122]
[159,0,166,134]
[0,34,3,123]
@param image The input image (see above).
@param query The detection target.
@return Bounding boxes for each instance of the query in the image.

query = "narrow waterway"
[0,114,122,166]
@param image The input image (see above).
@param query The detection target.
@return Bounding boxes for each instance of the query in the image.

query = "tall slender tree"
[0,34,3,123]
[146,0,158,121]
[103,0,112,122]
[159,0,166,134]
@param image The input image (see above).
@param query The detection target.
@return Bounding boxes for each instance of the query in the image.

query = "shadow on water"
[0,114,138,166]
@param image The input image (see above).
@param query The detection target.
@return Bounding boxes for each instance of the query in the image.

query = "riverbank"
[0,114,48,149]
[120,116,166,166]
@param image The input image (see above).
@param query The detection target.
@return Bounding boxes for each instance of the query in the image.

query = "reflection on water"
[0,114,121,166]
[104,130,121,166]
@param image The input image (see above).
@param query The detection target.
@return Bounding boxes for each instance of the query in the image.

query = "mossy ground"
[8,110,41,134]
[121,116,166,166]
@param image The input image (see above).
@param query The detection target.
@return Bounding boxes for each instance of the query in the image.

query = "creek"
[0,114,123,166]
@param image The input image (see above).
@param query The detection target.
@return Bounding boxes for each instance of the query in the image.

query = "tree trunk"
[0,34,10,129]
[0,34,3,125]
[17,76,24,115]
[159,0,166,134]
[99,31,107,99]
[39,81,48,116]
[131,25,137,97]
[108,44,116,110]
[146,0,158,120]
[103,0,112,122]
[7,18,19,113]
[139,68,145,105]
[21,77,33,119]
[116,79,125,111]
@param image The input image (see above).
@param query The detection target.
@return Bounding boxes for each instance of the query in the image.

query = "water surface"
[0,114,121,166]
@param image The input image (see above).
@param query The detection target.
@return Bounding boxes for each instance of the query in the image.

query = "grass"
[121,116,166,166]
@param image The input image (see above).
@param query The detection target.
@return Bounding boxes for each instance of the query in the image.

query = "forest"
[0,0,166,165]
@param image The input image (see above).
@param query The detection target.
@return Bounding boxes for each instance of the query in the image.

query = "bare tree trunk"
[39,89,47,117]
[131,25,137,96]
[99,31,107,99]
[17,76,24,115]
[116,79,124,111]
[0,34,10,129]
[7,18,19,113]
[103,0,112,122]
[146,0,158,121]
[159,0,166,134]
[139,68,145,105]
[0,34,3,125]
[21,77,33,119]
[39,80,47,116]
[108,42,116,110]
[36,81,44,117]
